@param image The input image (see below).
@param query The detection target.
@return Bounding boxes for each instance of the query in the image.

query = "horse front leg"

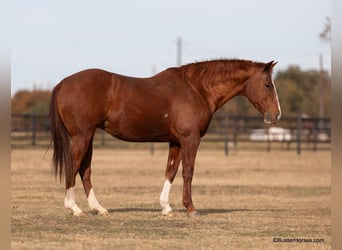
[160,142,181,216]
[180,136,200,217]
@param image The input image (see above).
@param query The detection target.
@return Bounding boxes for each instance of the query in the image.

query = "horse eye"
[264,83,271,88]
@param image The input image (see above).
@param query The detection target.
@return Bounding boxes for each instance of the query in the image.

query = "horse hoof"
[73,211,85,217]
[188,211,200,218]
[166,212,175,217]
[99,210,109,216]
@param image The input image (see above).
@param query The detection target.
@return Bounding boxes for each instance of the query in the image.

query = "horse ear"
[264,61,278,72]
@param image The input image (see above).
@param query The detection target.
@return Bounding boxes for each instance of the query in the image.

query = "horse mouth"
[264,113,278,125]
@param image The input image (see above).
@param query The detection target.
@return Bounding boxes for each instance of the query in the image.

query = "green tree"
[11,89,51,114]
[275,66,330,117]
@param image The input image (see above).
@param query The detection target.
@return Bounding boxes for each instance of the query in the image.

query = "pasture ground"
[11,148,331,249]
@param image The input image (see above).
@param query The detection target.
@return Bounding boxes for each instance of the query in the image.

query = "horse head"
[244,61,281,124]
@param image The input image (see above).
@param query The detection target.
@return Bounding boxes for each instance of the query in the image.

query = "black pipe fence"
[11,113,331,155]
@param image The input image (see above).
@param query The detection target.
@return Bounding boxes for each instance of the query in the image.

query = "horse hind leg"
[160,142,181,216]
[79,137,108,216]
[64,133,93,216]
[64,186,83,216]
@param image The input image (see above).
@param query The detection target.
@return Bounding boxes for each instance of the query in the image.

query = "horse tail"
[50,85,73,187]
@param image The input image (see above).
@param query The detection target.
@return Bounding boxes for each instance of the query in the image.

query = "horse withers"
[50,59,281,217]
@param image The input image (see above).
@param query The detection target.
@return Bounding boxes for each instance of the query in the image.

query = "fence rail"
[11,113,331,155]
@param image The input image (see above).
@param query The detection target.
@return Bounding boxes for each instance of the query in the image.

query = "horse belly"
[104,112,173,142]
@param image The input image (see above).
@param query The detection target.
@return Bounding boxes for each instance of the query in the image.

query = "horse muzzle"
[264,112,281,125]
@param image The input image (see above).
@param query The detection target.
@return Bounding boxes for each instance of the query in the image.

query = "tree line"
[11,65,331,118]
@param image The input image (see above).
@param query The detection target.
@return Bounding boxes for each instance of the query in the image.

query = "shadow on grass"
[108,208,161,213]
[198,208,286,215]
[107,207,285,215]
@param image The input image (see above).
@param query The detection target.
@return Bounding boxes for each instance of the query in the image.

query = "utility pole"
[318,53,325,130]
[318,17,330,120]
[319,54,324,119]
[177,37,182,66]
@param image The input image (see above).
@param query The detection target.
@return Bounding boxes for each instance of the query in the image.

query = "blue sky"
[11,0,331,95]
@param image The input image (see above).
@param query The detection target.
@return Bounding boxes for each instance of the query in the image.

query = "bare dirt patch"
[11,148,331,249]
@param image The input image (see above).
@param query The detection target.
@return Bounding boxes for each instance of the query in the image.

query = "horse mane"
[178,59,266,84]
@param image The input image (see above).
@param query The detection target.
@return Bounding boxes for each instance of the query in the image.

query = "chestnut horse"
[50,59,281,217]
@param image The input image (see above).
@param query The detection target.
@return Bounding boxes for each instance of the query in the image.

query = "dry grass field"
[11,148,331,249]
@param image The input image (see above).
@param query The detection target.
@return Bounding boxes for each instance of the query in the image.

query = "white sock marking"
[159,180,172,215]
[87,188,108,215]
[64,187,83,216]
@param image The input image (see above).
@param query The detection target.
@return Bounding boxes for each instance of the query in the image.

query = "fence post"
[150,143,154,155]
[101,130,106,146]
[233,116,239,147]
[31,114,36,146]
[224,115,229,156]
[296,115,302,155]
[267,135,271,152]
[224,139,229,156]
[313,119,319,152]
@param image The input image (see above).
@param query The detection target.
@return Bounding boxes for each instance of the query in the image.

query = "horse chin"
[264,119,276,125]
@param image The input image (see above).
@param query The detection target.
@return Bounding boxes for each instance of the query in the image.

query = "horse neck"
[181,61,255,112]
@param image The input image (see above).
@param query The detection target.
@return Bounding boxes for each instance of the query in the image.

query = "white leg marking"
[64,187,83,216]
[159,180,172,215]
[87,188,108,215]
